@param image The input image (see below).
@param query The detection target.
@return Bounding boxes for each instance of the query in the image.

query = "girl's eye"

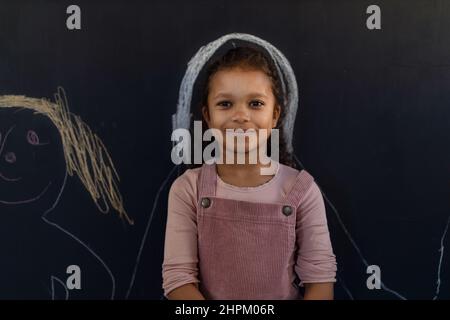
[250,100,264,108]
[26,130,40,145]
[217,101,232,108]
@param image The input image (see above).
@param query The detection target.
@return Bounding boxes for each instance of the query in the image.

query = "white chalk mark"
[337,274,354,300]
[0,171,21,182]
[42,170,116,300]
[0,125,15,156]
[293,154,407,300]
[0,181,51,204]
[172,33,299,154]
[51,275,69,300]
[126,165,179,299]
[433,215,450,300]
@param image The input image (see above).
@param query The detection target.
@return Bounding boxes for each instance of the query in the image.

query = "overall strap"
[197,163,217,201]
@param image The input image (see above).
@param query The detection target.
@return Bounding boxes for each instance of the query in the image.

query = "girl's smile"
[202,67,280,157]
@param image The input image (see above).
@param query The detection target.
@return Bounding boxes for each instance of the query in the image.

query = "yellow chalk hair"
[0,87,133,225]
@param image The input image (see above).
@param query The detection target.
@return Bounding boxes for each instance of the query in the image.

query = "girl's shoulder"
[277,163,317,198]
[169,166,202,202]
[277,162,314,183]
[172,166,202,185]
[278,162,300,176]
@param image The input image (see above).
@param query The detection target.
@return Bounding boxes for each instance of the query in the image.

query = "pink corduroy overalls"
[196,163,314,300]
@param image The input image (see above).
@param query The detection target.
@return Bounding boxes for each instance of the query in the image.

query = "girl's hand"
[167,283,206,300]
[303,283,334,300]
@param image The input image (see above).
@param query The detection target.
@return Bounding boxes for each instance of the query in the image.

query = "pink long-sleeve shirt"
[162,162,337,298]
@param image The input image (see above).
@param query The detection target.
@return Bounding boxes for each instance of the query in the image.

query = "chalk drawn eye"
[26,130,40,145]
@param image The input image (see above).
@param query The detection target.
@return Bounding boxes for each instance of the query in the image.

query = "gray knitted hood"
[172,33,299,154]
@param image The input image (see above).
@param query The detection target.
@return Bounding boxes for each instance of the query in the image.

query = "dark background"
[0,0,449,299]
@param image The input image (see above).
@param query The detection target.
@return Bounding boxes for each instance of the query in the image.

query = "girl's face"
[202,67,280,157]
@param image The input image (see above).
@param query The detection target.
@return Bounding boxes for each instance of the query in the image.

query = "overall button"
[201,197,211,208]
[282,205,293,216]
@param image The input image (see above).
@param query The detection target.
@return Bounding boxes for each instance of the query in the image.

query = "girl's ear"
[202,105,211,125]
[272,104,281,128]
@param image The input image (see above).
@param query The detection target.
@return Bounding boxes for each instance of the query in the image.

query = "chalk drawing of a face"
[0,109,65,206]
[0,88,132,299]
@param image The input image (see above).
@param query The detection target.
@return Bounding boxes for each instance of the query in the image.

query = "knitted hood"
[172,33,299,154]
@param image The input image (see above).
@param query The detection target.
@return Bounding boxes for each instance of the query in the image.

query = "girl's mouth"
[224,128,257,134]
[0,171,21,182]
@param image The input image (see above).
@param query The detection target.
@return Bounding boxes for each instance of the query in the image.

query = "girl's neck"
[215,161,277,188]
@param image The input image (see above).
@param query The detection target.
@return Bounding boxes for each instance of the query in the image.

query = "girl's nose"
[231,105,250,123]
[5,151,16,164]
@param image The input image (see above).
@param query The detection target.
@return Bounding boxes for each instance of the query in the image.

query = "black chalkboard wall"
[0,0,449,300]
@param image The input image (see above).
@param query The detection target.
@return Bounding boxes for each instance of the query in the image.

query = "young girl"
[163,39,337,300]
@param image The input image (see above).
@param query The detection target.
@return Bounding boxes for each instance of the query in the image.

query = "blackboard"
[0,0,449,299]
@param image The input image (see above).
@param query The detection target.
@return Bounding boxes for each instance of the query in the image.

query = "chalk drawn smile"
[0,181,51,205]
[0,171,22,182]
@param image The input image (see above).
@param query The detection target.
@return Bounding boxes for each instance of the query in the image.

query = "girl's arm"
[303,282,334,300]
[295,181,337,300]
[167,283,206,300]
[163,172,203,300]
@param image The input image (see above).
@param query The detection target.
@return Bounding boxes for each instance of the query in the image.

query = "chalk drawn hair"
[0,87,132,224]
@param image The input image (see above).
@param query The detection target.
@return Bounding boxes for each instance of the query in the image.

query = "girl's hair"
[193,45,296,168]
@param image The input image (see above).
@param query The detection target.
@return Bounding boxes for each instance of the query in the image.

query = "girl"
[163,35,337,300]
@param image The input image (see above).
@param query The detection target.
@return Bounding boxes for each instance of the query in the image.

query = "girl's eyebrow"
[247,92,269,99]
[212,92,233,99]
[212,92,269,99]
